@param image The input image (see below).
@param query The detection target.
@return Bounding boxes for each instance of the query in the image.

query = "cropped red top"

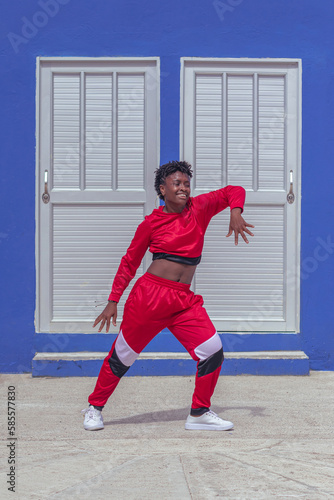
[108,185,245,302]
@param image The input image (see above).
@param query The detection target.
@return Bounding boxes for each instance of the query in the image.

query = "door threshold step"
[32,350,309,376]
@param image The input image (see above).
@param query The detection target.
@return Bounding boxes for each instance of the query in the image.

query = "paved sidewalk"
[1,372,333,499]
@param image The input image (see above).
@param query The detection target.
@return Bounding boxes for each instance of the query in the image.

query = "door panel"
[181,58,301,332]
[36,58,159,333]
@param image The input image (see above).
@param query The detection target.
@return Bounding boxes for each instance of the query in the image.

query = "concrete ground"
[1,372,333,500]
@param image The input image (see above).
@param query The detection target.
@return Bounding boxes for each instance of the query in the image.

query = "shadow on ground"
[105,405,267,425]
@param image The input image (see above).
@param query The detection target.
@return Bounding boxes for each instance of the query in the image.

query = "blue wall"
[1,0,333,372]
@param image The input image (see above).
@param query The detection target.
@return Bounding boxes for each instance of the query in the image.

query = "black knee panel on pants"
[197,347,224,377]
[108,348,130,378]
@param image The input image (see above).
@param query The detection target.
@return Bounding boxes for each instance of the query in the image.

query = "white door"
[181,58,301,332]
[36,57,159,333]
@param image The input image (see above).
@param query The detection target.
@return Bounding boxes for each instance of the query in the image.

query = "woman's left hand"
[226,208,254,245]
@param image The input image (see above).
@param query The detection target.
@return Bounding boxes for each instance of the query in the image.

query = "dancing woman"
[82,161,254,431]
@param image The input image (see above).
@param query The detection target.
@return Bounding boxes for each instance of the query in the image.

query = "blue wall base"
[32,351,309,377]
[34,332,304,353]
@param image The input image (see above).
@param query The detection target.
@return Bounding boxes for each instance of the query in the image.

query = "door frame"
[35,57,160,333]
[179,57,302,333]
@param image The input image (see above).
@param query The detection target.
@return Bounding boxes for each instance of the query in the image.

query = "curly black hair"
[154,161,193,200]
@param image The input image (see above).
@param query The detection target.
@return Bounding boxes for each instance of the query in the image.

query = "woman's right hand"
[93,301,118,333]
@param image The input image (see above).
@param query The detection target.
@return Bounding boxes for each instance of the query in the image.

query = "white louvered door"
[37,58,159,333]
[181,59,301,332]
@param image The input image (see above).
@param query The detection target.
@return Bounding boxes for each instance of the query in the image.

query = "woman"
[82,161,254,431]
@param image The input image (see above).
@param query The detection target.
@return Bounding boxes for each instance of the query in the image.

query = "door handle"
[287,170,295,204]
[42,170,50,204]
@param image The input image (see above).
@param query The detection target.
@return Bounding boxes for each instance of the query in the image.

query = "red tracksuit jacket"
[108,185,245,302]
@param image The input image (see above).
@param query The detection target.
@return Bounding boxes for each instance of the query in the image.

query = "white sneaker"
[81,406,104,431]
[185,410,233,431]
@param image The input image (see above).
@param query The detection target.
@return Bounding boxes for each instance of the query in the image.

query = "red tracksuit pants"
[88,272,224,411]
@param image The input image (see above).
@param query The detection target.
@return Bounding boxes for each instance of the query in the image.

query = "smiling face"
[159,171,191,213]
